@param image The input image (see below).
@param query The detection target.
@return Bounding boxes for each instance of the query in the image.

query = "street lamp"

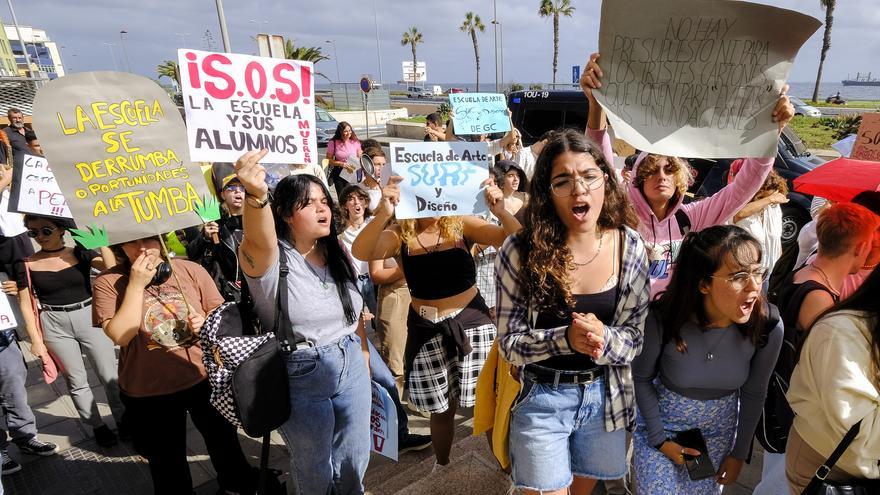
[491,20,504,89]
[372,0,383,85]
[119,30,133,72]
[174,32,190,47]
[214,0,232,52]
[325,39,341,83]
[103,42,119,71]
[493,0,498,92]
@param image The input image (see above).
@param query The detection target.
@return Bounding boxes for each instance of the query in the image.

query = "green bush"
[818,113,862,140]
[509,82,524,92]
[529,83,543,90]
[437,102,451,120]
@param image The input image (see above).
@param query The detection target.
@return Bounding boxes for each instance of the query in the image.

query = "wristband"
[245,193,270,209]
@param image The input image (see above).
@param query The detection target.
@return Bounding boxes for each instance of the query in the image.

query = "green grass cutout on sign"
[193,194,221,222]
[70,224,109,249]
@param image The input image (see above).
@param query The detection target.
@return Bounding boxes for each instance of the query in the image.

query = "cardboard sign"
[370,380,398,461]
[450,93,511,135]
[8,153,72,218]
[178,49,318,165]
[593,0,820,158]
[0,273,19,331]
[390,141,489,219]
[851,113,880,162]
[32,71,219,249]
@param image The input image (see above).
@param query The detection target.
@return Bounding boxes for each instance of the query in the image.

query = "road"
[819,106,878,116]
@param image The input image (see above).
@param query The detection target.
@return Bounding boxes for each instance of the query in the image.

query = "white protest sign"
[0,292,18,331]
[450,93,511,135]
[390,141,489,219]
[593,0,820,158]
[10,154,72,218]
[178,49,318,164]
[370,380,399,461]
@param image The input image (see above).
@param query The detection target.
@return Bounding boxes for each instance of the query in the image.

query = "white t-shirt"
[0,190,26,237]
[735,203,783,272]
[339,220,370,277]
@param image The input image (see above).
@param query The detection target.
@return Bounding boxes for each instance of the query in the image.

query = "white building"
[3,24,65,79]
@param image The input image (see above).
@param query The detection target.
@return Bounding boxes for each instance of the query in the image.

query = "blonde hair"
[398,217,464,246]
[634,154,693,199]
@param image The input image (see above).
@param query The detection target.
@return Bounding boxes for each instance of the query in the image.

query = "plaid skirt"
[407,314,496,413]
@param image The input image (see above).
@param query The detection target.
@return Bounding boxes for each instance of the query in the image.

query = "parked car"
[316,107,339,147]
[448,87,465,94]
[507,90,823,245]
[406,86,434,98]
[790,97,822,117]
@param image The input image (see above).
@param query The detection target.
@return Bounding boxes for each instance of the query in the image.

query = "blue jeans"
[509,375,627,491]
[280,334,371,495]
[368,340,408,440]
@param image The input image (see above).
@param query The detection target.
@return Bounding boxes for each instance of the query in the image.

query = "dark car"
[507,90,823,245]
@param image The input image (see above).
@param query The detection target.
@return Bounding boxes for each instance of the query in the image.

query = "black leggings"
[121,380,255,495]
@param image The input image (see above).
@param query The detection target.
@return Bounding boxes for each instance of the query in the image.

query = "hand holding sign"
[771,85,795,133]
[374,176,403,221]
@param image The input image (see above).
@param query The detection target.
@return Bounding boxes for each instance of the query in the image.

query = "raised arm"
[235,149,277,278]
[461,180,522,248]
[351,177,404,261]
[580,53,615,166]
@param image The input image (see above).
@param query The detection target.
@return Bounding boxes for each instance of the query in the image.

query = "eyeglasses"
[27,226,57,238]
[223,184,245,193]
[710,268,768,291]
[550,173,607,197]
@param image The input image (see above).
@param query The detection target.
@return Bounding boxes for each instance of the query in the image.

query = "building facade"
[0,19,18,77]
[2,23,65,79]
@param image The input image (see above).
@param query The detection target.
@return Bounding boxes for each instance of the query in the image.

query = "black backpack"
[756,276,837,454]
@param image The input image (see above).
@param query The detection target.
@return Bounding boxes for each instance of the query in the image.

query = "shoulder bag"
[801,419,880,494]
[23,260,61,384]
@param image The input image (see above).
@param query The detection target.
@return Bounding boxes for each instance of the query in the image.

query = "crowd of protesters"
[0,47,879,495]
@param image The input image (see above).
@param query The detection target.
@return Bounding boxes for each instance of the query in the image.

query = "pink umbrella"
[793,157,880,202]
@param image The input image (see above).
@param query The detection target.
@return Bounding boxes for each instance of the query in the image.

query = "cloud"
[6,0,876,87]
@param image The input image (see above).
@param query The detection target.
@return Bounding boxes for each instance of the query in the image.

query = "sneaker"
[1,450,22,475]
[15,438,59,456]
[93,425,118,447]
[399,433,432,454]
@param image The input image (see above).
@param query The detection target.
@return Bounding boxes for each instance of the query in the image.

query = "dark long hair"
[654,225,767,351]
[330,121,359,144]
[272,174,358,325]
[516,128,637,313]
[812,265,880,386]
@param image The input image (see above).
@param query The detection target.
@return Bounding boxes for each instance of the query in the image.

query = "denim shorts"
[508,374,627,491]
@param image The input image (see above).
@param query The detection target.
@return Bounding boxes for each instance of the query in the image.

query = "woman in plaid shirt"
[495,128,650,495]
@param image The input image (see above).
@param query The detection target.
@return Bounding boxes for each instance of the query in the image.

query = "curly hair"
[517,128,637,314]
[633,153,693,201]
[753,169,789,201]
[398,217,463,247]
[338,184,373,226]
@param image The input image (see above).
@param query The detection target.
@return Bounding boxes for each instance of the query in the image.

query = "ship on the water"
[842,72,880,87]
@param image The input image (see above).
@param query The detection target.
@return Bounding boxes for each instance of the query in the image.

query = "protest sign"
[370,380,398,461]
[32,71,220,248]
[851,113,880,162]
[178,49,318,165]
[390,141,489,219]
[0,273,19,331]
[8,153,72,218]
[450,93,511,135]
[593,0,820,158]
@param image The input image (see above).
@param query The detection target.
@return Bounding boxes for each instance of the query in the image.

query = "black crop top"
[400,242,477,300]
[534,286,618,371]
[18,249,96,306]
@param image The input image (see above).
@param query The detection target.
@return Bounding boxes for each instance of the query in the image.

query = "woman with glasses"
[15,215,125,447]
[579,53,794,298]
[495,129,649,495]
[351,174,520,469]
[631,225,783,494]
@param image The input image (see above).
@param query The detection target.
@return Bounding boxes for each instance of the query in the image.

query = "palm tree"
[460,12,486,91]
[283,39,331,81]
[810,0,836,103]
[156,60,180,87]
[401,27,424,89]
[538,0,575,86]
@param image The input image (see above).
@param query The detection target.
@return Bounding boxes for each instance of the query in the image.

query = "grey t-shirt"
[632,308,783,459]
[245,240,363,347]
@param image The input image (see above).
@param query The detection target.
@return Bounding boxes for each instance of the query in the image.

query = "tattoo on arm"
[242,249,255,268]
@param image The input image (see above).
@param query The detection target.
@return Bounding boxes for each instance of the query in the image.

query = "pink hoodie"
[586,128,774,298]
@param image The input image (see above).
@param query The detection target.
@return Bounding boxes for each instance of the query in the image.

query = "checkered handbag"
[200,250,294,438]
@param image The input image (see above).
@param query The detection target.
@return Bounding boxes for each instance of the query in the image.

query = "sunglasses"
[223,184,245,193]
[27,226,58,238]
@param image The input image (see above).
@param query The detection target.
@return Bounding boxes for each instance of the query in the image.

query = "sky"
[5,0,879,87]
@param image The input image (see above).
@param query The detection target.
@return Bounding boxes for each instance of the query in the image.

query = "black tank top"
[400,242,476,300]
[533,286,618,371]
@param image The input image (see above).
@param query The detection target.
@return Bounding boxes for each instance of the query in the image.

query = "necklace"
[304,257,329,290]
[704,329,727,361]
[572,233,604,267]
[416,229,442,254]
[42,246,66,253]
[811,264,840,297]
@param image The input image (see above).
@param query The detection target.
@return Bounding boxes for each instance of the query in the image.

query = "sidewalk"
[1,338,766,494]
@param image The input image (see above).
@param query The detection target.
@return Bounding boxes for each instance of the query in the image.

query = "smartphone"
[674,429,715,481]
[418,305,439,321]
